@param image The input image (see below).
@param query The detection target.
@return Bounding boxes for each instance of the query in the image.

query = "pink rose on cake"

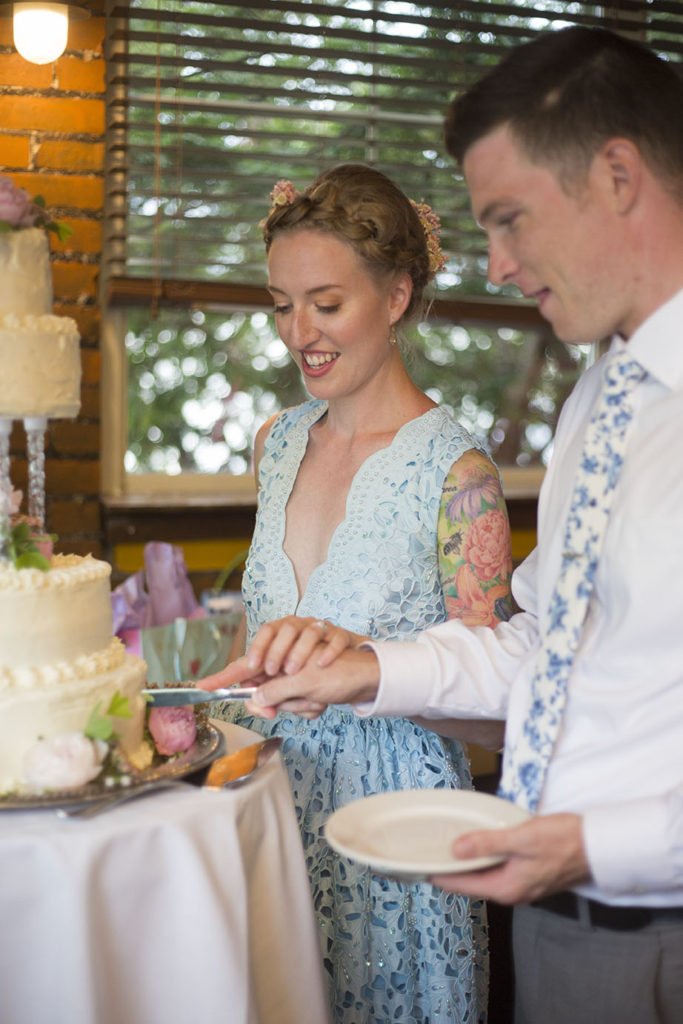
[148,706,197,756]
[0,174,71,241]
[23,734,108,792]
[0,175,34,227]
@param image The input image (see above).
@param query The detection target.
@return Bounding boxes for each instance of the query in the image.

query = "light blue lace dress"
[215,400,489,1024]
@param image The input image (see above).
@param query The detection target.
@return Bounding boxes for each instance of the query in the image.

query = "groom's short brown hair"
[445,26,683,198]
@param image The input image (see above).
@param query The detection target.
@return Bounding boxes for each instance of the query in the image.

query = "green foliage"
[405,321,584,466]
[126,306,584,473]
[126,306,306,474]
[84,693,132,742]
[108,692,133,720]
[31,195,73,242]
[7,521,53,572]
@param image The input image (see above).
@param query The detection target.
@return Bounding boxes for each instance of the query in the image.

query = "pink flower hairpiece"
[269,179,300,212]
[410,198,448,277]
[266,179,447,277]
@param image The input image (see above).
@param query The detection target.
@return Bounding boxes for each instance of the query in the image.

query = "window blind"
[103,0,683,323]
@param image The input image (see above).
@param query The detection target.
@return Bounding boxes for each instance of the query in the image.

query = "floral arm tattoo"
[437,448,514,627]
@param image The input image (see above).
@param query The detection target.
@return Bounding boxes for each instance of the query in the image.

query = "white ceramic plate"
[324,789,530,881]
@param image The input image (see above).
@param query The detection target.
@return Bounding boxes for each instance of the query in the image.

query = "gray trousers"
[513,903,683,1024]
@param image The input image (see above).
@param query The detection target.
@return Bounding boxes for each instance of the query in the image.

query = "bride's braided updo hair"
[262,164,436,327]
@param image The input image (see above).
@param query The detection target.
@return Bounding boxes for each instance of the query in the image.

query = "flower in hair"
[411,198,448,277]
[269,179,300,211]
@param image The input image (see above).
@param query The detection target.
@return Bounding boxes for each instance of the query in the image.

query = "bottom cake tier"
[0,554,147,794]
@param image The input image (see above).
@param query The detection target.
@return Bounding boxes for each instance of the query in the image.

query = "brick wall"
[0,1,106,557]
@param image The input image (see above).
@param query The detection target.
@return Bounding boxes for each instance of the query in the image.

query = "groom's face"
[463,124,629,346]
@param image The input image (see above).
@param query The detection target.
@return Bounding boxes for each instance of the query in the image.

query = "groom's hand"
[429,813,588,904]
[250,647,382,716]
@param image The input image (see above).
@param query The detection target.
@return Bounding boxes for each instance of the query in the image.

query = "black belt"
[531,892,683,932]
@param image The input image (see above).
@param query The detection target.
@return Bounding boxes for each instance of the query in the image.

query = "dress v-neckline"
[277,402,441,610]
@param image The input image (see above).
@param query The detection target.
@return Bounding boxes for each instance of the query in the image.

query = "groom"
[209,27,683,1023]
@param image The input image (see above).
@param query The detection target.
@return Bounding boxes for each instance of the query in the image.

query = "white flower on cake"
[24,734,108,791]
[19,691,132,792]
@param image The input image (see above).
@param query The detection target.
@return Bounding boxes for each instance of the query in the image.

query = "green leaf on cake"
[8,519,52,572]
[84,701,114,742]
[84,692,132,742]
[11,521,31,544]
[14,551,51,571]
[107,691,132,720]
[52,221,73,242]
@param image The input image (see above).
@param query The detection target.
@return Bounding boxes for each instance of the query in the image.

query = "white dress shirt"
[361,288,683,907]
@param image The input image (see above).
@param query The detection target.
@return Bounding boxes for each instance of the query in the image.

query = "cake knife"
[142,686,258,706]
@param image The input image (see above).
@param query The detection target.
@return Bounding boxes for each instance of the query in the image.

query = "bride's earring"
[389,325,397,345]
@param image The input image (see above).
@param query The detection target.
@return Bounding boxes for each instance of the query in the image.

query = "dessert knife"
[142,686,257,706]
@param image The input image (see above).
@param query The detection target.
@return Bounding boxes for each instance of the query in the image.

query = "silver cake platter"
[0,721,225,811]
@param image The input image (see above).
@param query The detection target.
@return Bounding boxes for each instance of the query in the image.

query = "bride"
[212,163,513,1024]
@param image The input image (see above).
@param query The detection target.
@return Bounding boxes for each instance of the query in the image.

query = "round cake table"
[0,723,330,1024]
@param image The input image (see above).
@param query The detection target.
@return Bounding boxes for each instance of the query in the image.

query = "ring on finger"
[313,619,329,640]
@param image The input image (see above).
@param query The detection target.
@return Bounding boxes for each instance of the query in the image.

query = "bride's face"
[267,228,410,401]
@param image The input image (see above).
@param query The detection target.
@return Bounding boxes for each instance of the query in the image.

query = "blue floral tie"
[499,348,647,812]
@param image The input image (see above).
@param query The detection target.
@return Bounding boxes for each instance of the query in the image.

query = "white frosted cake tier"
[0,555,148,794]
[0,313,81,419]
[0,227,53,317]
[0,554,112,666]
[0,653,147,795]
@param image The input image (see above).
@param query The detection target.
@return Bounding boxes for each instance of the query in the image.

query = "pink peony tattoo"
[462,508,512,581]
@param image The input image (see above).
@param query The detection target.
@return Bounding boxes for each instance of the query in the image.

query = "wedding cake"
[0,556,148,793]
[0,226,81,419]
[0,178,147,794]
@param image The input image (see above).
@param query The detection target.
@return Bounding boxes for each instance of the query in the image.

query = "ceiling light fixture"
[0,3,90,65]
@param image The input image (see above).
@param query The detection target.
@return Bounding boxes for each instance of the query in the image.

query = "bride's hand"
[196,656,327,720]
[245,615,363,677]
[244,695,327,721]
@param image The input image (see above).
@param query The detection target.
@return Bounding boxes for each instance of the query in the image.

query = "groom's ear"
[594,138,643,216]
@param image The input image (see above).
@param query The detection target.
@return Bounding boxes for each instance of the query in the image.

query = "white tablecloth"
[0,723,330,1024]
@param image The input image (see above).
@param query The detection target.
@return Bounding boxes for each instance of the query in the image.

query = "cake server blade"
[203,736,282,789]
[142,686,258,706]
